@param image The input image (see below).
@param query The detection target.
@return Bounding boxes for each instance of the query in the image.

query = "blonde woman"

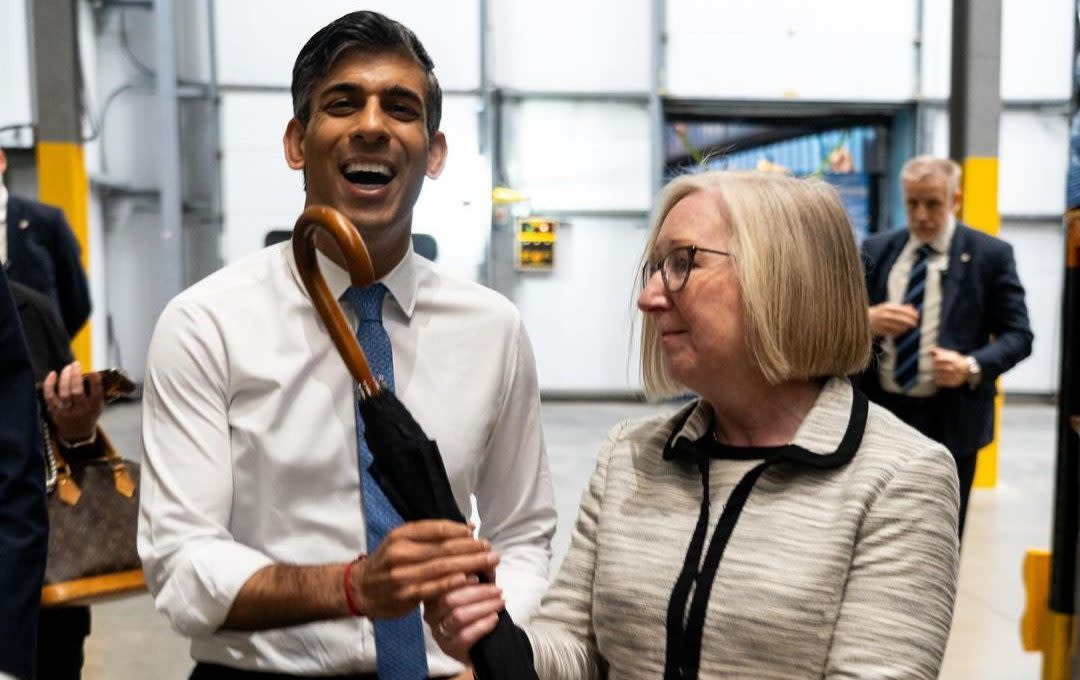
[426,171,960,679]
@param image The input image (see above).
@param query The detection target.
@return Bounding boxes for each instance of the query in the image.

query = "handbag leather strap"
[45,424,135,506]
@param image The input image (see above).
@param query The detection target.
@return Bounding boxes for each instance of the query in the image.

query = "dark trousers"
[191,662,453,680]
[36,606,91,680]
[953,452,978,540]
[875,392,977,540]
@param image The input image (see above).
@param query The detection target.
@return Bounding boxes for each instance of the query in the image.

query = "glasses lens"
[642,261,661,290]
[663,248,692,292]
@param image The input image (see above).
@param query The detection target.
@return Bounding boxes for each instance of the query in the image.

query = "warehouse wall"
[0,0,1072,393]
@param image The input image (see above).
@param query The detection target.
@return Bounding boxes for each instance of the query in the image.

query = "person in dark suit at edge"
[857,155,1033,539]
[12,280,105,680]
[0,271,49,680]
[0,147,91,338]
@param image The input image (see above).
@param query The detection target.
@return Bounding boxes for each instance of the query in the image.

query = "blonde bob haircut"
[640,171,871,399]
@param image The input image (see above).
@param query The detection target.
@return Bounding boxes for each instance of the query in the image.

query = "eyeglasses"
[641,245,734,293]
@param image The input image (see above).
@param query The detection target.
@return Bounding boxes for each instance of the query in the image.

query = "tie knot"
[342,283,388,322]
[916,244,934,259]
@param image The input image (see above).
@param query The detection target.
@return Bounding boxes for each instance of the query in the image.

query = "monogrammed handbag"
[38,371,145,607]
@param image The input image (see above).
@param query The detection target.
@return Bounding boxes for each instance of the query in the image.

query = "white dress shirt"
[879,218,955,396]
[139,240,556,675]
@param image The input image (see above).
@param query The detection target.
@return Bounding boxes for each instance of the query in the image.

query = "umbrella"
[292,206,539,680]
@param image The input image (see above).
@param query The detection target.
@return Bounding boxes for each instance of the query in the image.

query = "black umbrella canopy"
[359,391,539,680]
[359,389,464,524]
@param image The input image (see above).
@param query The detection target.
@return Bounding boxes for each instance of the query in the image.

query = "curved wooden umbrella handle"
[292,205,380,394]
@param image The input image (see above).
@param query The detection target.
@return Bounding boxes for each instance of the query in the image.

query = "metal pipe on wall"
[205,0,223,273]
[153,0,183,297]
[479,0,497,287]
[912,0,926,152]
[649,0,665,198]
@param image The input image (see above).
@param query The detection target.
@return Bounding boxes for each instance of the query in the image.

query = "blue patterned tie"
[341,283,429,680]
[893,244,934,391]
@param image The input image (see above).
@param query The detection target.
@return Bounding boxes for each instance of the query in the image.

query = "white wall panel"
[1001,0,1073,101]
[213,1,480,91]
[512,218,646,393]
[998,221,1061,394]
[176,0,211,84]
[408,96,489,284]
[220,92,489,283]
[999,112,1069,216]
[98,91,161,187]
[0,0,33,147]
[919,0,952,100]
[924,107,951,157]
[666,0,917,101]
[491,0,650,92]
[503,101,652,211]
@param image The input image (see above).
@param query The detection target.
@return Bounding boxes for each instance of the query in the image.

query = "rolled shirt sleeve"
[138,300,273,637]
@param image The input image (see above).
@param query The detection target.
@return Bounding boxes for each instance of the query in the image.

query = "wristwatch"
[57,429,98,449]
[966,356,982,389]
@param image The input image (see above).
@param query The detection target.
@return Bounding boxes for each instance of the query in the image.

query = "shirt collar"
[661,377,857,463]
[285,238,419,319]
[0,183,8,219]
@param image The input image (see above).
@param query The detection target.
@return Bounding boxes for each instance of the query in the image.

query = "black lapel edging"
[662,386,869,680]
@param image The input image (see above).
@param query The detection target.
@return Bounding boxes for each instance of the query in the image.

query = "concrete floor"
[82,397,1058,679]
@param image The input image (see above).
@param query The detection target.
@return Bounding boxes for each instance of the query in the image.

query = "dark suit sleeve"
[0,273,48,680]
[859,234,889,306]
[11,281,76,382]
[854,234,891,397]
[46,208,92,338]
[969,241,1033,382]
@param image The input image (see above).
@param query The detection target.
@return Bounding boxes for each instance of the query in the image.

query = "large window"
[665,118,892,241]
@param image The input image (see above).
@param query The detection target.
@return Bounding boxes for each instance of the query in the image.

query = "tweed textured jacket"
[527,378,960,679]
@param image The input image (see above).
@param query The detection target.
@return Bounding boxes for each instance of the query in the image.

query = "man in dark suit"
[0,148,91,338]
[857,155,1033,538]
[12,280,103,680]
[0,271,49,680]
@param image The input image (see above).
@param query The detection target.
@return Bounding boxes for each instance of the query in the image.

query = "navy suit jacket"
[0,271,48,680]
[5,193,91,338]
[856,223,1033,456]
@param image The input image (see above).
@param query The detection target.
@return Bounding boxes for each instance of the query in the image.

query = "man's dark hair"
[291,11,443,138]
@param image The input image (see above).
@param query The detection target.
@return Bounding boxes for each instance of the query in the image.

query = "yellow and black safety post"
[1021,193,1080,680]
[1048,210,1080,677]
[30,0,92,367]
[1026,207,1080,678]
[948,0,1003,488]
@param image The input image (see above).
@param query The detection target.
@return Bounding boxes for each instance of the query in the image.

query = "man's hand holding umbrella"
[347,520,501,620]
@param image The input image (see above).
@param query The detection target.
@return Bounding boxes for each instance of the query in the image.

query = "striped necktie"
[893,244,934,391]
[341,283,429,680]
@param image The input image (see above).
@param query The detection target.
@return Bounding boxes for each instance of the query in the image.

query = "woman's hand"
[43,362,103,443]
[425,581,505,663]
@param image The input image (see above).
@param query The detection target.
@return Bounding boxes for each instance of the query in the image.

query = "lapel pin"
[18,219,29,230]
[960,252,971,263]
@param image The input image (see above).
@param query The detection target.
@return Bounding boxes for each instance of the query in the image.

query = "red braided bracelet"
[344,554,366,617]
